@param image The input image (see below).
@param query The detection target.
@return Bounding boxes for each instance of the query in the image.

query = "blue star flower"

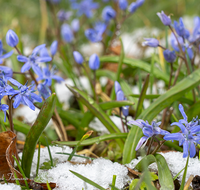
[72,0,99,18]
[8,79,42,110]
[0,40,13,64]
[0,74,16,96]
[17,44,52,73]
[164,104,200,158]
[0,99,9,122]
[35,64,64,86]
[129,120,169,151]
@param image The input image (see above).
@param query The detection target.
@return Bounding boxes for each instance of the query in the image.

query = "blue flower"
[174,18,188,38]
[0,66,13,78]
[57,10,72,22]
[128,2,138,13]
[50,41,58,56]
[102,6,116,22]
[0,74,16,96]
[0,99,9,122]
[8,79,42,110]
[89,54,100,70]
[163,49,176,63]
[129,120,169,151]
[61,24,74,43]
[71,19,79,33]
[170,33,184,52]
[122,98,129,117]
[136,0,145,7]
[164,104,200,158]
[37,81,51,99]
[119,0,128,10]
[6,30,19,47]
[17,44,52,73]
[72,0,99,18]
[0,40,13,64]
[85,22,106,42]
[157,11,171,26]
[35,64,64,86]
[142,38,159,47]
[73,51,84,64]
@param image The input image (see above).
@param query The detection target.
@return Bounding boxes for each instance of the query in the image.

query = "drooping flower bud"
[61,24,74,43]
[142,38,159,47]
[128,2,138,13]
[71,19,80,32]
[163,49,176,63]
[50,40,58,56]
[6,30,19,47]
[116,90,124,101]
[73,51,84,65]
[89,54,100,70]
[157,11,171,26]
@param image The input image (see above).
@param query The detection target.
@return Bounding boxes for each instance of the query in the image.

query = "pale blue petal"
[8,77,22,88]
[21,62,31,72]
[143,127,153,137]
[179,104,187,121]
[32,65,42,76]
[171,122,187,133]
[163,133,182,141]
[30,93,42,102]
[23,96,35,110]
[36,56,52,63]
[189,142,196,158]
[17,55,28,62]
[52,75,64,82]
[0,50,13,59]
[13,94,22,108]
[183,141,189,158]
[135,136,148,151]
[32,44,46,56]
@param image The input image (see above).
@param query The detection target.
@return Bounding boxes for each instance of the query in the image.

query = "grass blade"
[70,170,107,190]
[180,155,190,190]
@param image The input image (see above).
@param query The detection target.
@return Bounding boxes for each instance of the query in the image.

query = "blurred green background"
[0,0,199,43]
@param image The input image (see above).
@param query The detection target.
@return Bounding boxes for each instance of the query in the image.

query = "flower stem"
[7,96,14,132]
[147,136,154,155]
[120,108,126,133]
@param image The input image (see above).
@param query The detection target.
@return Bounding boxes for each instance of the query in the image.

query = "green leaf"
[99,100,134,110]
[22,94,56,178]
[135,155,156,171]
[66,85,124,150]
[135,74,149,118]
[70,170,107,190]
[100,56,169,83]
[186,100,200,121]
[53,133,127,146]
[155,154,174,190]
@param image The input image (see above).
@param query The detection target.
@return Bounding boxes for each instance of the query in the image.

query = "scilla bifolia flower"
[0,100,9,122]
[164,104,200,158]
[8,78,42,110]
[142,38,159,47]
[174,18,187,38]
[129,120,169,150]
[163,49,176,63]
[89,54,100,70]
[17,44,52,73]
[73,51,84,64]
[61,24,74,43]
[157,11,171,26]
[128,2,138,13]
[6,30,19,47]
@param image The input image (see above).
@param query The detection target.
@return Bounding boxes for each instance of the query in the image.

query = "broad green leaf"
[186,100,200,121]
[100,56,169,83]
[122,126,142,164]
[100,100,134,110]
[70,170,106,190]
[155,154,174,190]
[22,94,56,178]
[53,133,127,146]
[135,74,149,118]
[66,85,124,150]
[135,154,156,171]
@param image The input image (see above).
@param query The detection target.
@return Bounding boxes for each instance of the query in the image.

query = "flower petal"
[36,56,52,63]
[0,50,13,59]
[17,55,29,62]
[13,94,22,108]
[32,44,46,56]
[189,142,196,158]
[21,62,31,72]
[179,104,187,121]
[23,96,35,110]
[30,93,42,102]
[183,141,189,158]
[8,77,22,88]
[135,136,148,151]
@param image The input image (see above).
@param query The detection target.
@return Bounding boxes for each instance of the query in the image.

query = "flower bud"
[73,51,84,64]
[114,81,122,94]
[122,105,129,117]
[102,6,116,22]
[119,0,128,10]
[174,18,186,38]
[128,2,138,13]
[163,49,176,63]
[116,90,124,101]
[89,54,100,70]
[6,30,19,47]
[61,24,74,43]
[71,19,79,33]
[157,11,171,26]
[142,38,159,47]
[50,40,58,56]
